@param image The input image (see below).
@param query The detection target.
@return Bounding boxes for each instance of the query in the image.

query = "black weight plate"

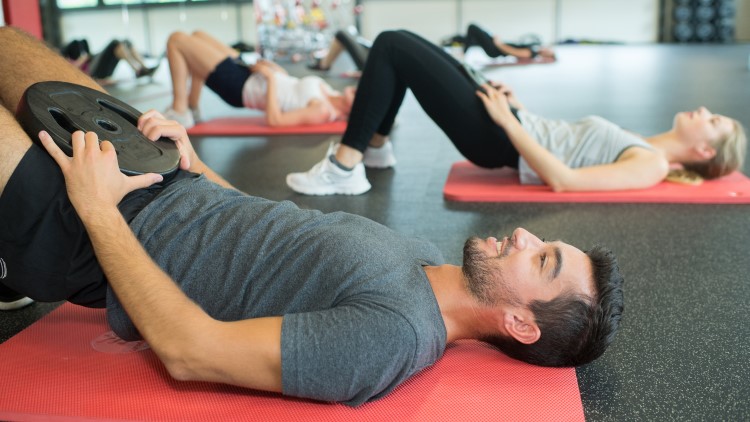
[673,5,692,21]
[16,81,180,176]
[695,6,715,21]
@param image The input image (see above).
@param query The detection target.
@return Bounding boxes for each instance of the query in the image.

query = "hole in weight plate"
[95,118,119,132]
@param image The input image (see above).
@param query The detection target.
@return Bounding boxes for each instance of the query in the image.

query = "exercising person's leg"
[0,27,114,306]
[314,38,344,70]
[0,27,104,112]
[0,105,31,199]
[186,30,242,111]
[0,102,107,306]
[191,30,241,59]
[166,31,238,113]
[335,30,369,70]
[337,30,517,168]
[311,29,370,71]
[464,23,553,59]
[0,26,103,192]
[465,23,506,57]
[88,40,122,79]
[116,40,157,78]
[0,104,35,310]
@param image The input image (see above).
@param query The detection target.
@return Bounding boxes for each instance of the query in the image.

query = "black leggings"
[334,30,370,70]
[341,30,519,169]
[464,24,537,58]
[88,40,124,79]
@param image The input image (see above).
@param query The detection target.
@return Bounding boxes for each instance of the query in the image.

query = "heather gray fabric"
[106,176,447,406]
[517,109,654,185]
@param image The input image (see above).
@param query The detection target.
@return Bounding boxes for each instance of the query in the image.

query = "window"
[57,0,239,9]
[102,0,146,5]
[57,0,98,9]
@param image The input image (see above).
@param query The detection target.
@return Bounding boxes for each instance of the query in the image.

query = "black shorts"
[204,56,251,108]
[0,144,197,307]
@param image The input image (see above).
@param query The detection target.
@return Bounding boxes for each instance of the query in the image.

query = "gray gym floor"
[2,43,749,420]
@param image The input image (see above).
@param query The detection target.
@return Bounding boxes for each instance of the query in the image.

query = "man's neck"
[423,265,499,343]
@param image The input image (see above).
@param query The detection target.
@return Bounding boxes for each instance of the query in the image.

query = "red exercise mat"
[482,56,557,67]
[444,161,750,203]
[481,56,557,67]
[463,51,557,69]
[0,303,584,421]
[187,116,347,136]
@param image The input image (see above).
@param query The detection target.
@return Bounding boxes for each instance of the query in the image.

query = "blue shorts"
[205,57,251,108]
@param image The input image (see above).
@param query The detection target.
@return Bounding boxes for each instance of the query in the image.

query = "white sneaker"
[363,140,397,169]
[163,107,195,129]
[286,153,371,195]
[190,106,202,124]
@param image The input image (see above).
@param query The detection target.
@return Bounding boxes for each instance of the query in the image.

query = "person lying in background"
[61,38,158,81]
[443,23,556,60]
[307,26,370,74]
[286,30,746,196]
[164,30,356,128]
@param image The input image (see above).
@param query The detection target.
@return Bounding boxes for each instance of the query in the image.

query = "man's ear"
[503,310,541,345]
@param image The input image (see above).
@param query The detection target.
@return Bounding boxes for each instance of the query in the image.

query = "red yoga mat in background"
[187,116,347,136]
[444,161,750,203]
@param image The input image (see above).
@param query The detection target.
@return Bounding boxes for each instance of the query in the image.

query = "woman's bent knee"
[373,30,408,46]
[167,31,190,49]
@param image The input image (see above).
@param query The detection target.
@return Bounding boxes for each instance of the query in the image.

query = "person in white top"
[164,30,356,129]
[286,30,747,196]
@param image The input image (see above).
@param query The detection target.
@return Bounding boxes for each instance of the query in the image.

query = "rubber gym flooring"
[2,43,749,420]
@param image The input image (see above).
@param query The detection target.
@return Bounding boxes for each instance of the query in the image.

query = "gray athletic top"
[517,109,654,185]
[106,176,447,406]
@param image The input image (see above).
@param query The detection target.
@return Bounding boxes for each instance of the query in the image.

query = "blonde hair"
[683,118,747,179]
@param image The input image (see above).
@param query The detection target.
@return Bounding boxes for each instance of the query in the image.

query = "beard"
[462,237,520,307]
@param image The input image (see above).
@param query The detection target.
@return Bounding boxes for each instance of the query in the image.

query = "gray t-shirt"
[107,176,447,406]
[517,109,654,185]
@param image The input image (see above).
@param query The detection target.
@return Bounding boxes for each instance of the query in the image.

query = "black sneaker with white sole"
[0,283,34,311]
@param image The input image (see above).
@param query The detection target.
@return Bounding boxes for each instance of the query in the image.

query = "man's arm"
[39,130,283,392]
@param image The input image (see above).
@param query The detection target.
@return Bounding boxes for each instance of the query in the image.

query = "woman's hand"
[490,82,525,110]
[254,59,287,75]
[476,83,518,128]
[251,61,276,79]
[138,109,199,172]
